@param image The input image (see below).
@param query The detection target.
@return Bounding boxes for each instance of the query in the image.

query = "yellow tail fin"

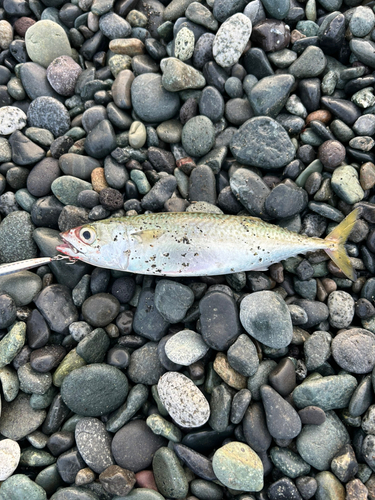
[324,208,360,281]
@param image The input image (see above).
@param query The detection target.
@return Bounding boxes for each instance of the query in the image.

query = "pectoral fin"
[130,229,166,245]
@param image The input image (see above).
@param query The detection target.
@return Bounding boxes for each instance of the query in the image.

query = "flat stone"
[153,447,188,499]
[0,106,27,135]
[249,74,295,118]
[230,116,296,168]
[61,364,128,416]
[350,39,375,69]
[165,330,209,366]
[154,280,194,323]
[213,13,252,68]
[157,371,210,428]
[212,441,263,492]
[0,392,46,440]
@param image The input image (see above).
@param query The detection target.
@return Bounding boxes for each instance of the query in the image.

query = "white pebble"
[0,107,27,136]
[0,439,21,480]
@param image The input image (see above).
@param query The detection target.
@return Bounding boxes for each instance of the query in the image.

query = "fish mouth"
[56,237,80,257]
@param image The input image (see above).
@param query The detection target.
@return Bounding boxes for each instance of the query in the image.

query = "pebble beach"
[1,0,375,499]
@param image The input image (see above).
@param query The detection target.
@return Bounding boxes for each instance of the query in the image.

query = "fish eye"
[79,227,96,245]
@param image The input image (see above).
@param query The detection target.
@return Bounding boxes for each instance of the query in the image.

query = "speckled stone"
[0,106,27,135]
[213,14,252,69]
[165,330,209,366]
[212,441,263,492]
[230,116,295,168]
[0,321,26,368]
[328,290,355,328]
[153,447,188,498]
[161,57,206,92]
[174,27,195,61]
[157,372,210,428]
[332,328,375,374]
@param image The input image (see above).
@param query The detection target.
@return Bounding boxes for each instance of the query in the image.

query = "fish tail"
[324,208,360,281]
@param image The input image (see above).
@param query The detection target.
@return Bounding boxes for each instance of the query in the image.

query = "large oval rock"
[240,291,293,348]
[213,14,252,68]
[131,73,180,123]
[0,271,42,306]
[25,20,72,68]
[157,372,210,428]
[61,364,128,416]
[296,411,350,471]
[230,116,296,168]
[332,328,375,374]
[34,284,78,334]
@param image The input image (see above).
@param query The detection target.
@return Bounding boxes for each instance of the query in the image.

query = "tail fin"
[324,208,360,281]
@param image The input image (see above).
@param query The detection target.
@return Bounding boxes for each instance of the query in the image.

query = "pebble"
[111,419,166,472]
[154,279,194,323]
[230,116,296,168]
[0,392,46,441]
[331,165,364,204]
[161,57,206,91]
[0,474,47,500]
[75,418,114,474]
[131,73,180,122]
[0,439,20,480]
[213,14,252,69]
[27,96,70,137]
[0,106,27,135]
[240,291,293,348]
[212,441,263,492]
[152,447,188,498]
[332,328,375,374]
[46,56,82,97]
[165,330,208,366]
[261,384,302,440]
[25,20,72,68]
[157,372,210,428]
[61,364,128,416]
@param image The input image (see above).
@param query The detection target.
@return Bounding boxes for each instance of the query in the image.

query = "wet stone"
[154,280,194,323]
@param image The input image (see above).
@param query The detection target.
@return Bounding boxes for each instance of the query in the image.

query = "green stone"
[270,447,311,479]
[0,365,19,402]
[30,386,58,410]
[76,328,110,364]
[295,159,323,187]
[35,464,64,497]
[52,348,86,387]
[0,474,47,500]
[0,321,26,368]
[51,175,92,206]
[25,20,72,68]
[146,414,182,442]
[61,414,85,432]
[153,447,189,498]
[18,362,52,395]
[296,411,350,471]
[0,271,42,306]
[25,127,54,147]
[351,88,375,108]
[15,189,38,213]
[190,479,223,500]
[212,441,263,492]
[130,169,151,194]
[20,447,56,467]
[293,373,357,411]
[106,384,149,433]
[331,165,364,204]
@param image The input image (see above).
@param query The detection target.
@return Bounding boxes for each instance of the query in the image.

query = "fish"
[55,209,360,280]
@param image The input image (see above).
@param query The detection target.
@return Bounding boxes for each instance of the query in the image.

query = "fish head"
[57,224,101,261]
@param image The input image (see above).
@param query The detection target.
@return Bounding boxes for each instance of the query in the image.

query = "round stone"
[318,140,346,169]
[230,116,296,168]
[0,439,20,480]
[157,372,210,428]
[0,106,27,135]
[240,291,293,348]
[182,116,215,157]
[61,364,128,416]
[46,55,82,96]
[213,13,252,69]
[212,441,263,492]
[165,330,209,366]
[112,419,167,472]
[25,20,72,68]
[82,293,120,327]
[332,328,375,374]
[27,97,70,137]
[131,73,180,123]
